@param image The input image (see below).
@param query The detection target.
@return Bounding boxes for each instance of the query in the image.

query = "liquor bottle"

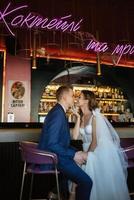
[107,88,112,98]
[117,102,122,113]
[120,91,124,99]
[109,103,113,113]
[95,90,99,98]
[102,103,107,113]
[112,93,115,99]
[99,92,103,98]
[121,103,125,113]
[114,90,118,99]
[103,92,107,98]
[113,102,118,113]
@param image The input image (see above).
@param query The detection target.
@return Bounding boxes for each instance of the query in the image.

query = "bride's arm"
[71,114,81,140]
[88,116,97,152]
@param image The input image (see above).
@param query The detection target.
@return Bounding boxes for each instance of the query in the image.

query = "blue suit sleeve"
[41,110,76,159]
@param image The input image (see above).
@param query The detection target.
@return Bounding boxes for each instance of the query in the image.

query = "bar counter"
[0,122,134,142]
[0,122,134,200]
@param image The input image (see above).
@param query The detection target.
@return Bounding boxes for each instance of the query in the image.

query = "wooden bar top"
[0,122,134,142]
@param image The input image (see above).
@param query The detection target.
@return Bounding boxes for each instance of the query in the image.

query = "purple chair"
[123,144,134,197]
[123,144,134,168]
[19,141,60,200]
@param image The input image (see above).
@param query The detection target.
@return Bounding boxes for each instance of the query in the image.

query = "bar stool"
[19,141,60,200]
[124,144,134,168]
[123,144,134,199]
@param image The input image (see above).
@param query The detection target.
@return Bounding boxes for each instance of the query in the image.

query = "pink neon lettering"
[86,40,108,52]
[11,15,24,26]
[86,40,98,50]
[112,44,124,55]
[54,15,72,30]
[111,45,125,64]
[55,20,64,29]
[97,43,108,52]
[63,21,75,32]
[40,18,49,28]
[73,19,83,31]
[0,3,82,36]
[61,23,70,31]
[29,16,41,27]
[46,19,58,29]
[61,22,74,32]
[122,44,131,54]
[56,15,72,29]
[20,13,35,27]
[29,16,48,28]
[86,41,134,65]
[32,17,44,27]
[129,46,134,54]
[0,3,28,36]
[112,44,133,64]
[56,21,68,30]
[2,2,134,64]
[47,15,78,32]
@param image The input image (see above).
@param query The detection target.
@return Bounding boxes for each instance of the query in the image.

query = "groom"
[38,85,92,200]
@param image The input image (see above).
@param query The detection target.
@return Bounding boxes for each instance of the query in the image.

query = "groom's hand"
[74,151,88,165]
[82,152,88,162]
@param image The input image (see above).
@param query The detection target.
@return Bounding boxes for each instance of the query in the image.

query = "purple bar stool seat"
[19,141,60,200]
[123,144,134,198]
[123,144,134,168]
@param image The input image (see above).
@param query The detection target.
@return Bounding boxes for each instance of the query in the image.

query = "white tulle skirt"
[82,141,130,200]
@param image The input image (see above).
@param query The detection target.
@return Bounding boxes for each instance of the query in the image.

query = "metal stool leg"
[29,173,34,200]
[20,162,26,200]
[55,168,61,200]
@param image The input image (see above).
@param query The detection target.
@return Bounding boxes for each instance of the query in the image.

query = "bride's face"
[77,93,88,107]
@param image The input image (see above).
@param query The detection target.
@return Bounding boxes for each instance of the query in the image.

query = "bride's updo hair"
[81,90,98,111]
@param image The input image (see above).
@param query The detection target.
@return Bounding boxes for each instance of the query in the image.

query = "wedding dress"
[80,108,130,200]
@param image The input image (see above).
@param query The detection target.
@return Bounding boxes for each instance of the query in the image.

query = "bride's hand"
[71,106,80,119]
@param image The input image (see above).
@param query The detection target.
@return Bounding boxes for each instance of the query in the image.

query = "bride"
[70,90,130,200]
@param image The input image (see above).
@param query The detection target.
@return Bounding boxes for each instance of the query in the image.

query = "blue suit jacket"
[38,103,76,168]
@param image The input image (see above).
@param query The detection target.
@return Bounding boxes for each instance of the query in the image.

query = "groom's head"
[56,85,74,108]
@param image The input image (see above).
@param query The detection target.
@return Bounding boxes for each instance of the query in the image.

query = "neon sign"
[86,40,109,53]
[0,2,83,36]
[86,40,134,65]
[0,3,134,65]
[111,44,134,64]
